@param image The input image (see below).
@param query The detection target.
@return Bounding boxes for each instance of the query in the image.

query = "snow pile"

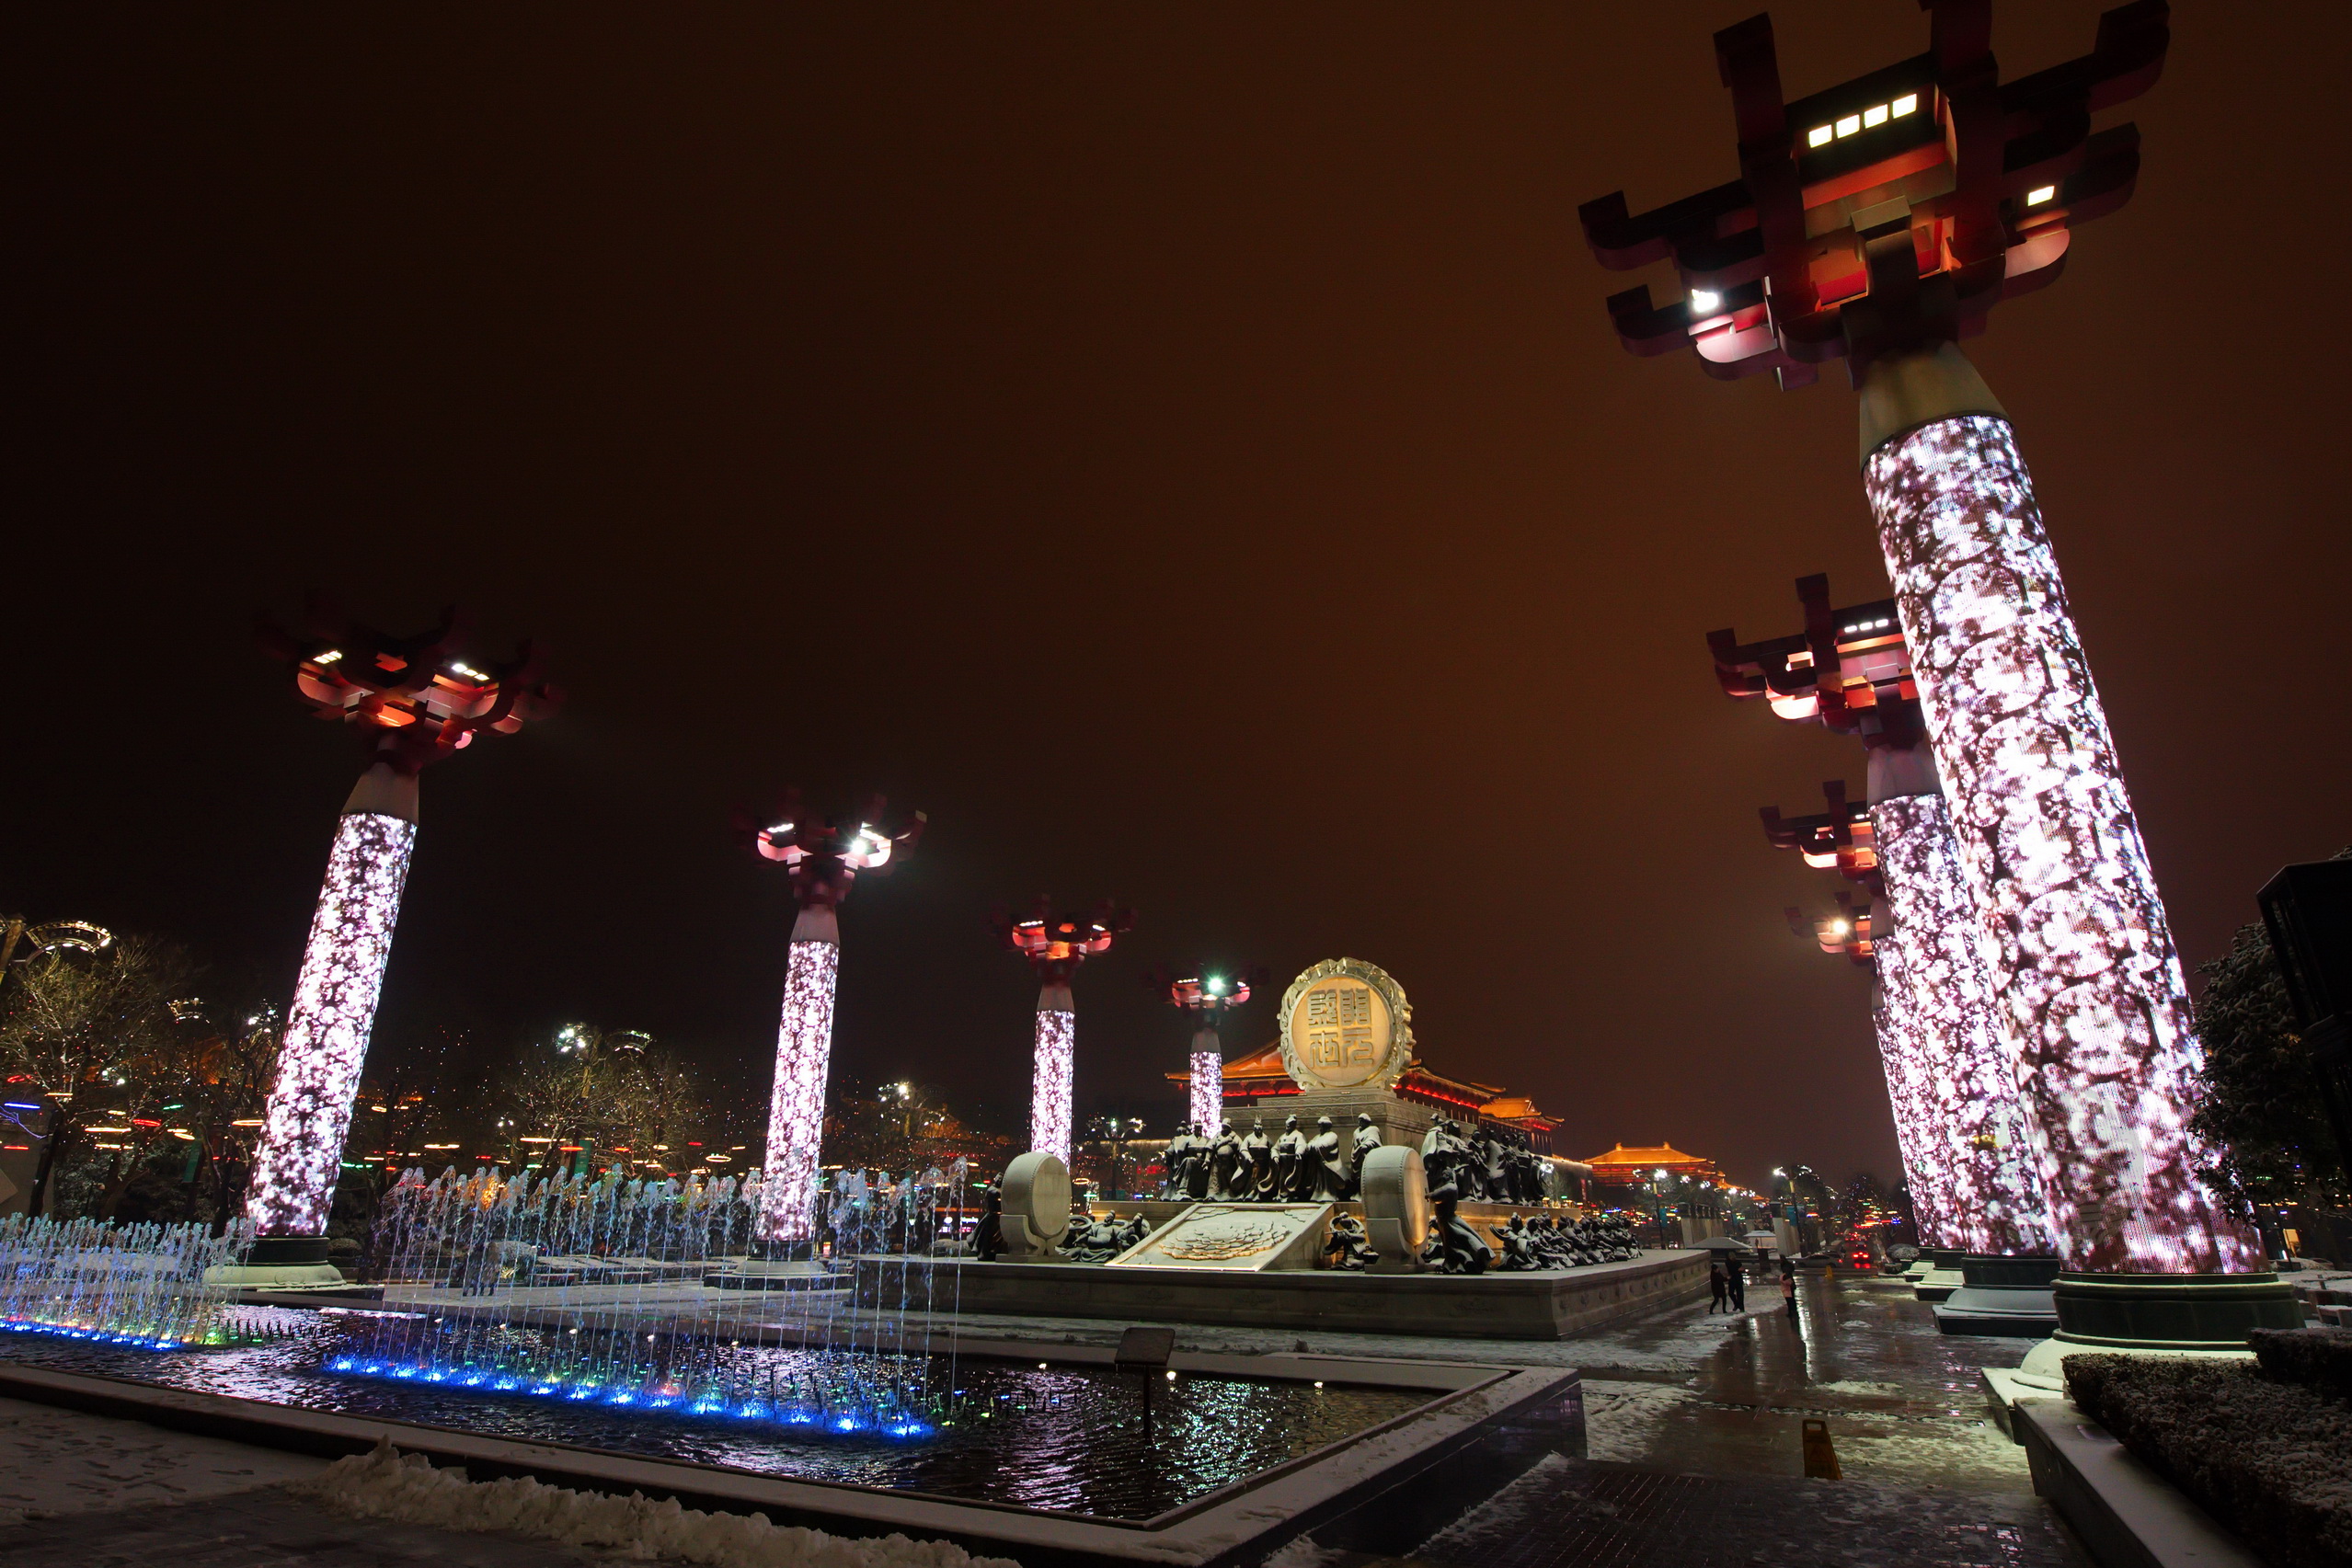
[292,1440,1021,1568]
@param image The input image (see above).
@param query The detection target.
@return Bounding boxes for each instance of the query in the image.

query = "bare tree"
[0,933,199,1216]
[490,1024,708,1176]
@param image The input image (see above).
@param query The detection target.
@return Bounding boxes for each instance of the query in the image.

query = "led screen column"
[1871,789,2054,1256]
[246,808,417,1235]
[243,613,553,1250]
[758,911,841,1244]
[994,899,1129,1163]
[1866,974,1954,1249]
[1188,1027,1223,1136]
[1865,413,2255,1273]
[747,801,920,1251]
[1029,994,1076,1164]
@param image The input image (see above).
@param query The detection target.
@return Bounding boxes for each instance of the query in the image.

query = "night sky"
[6,5,2346,1188]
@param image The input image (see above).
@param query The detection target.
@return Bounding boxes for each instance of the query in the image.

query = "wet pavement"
[1290,1270,2084,1568]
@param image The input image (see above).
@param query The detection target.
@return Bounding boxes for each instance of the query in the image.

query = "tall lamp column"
[1720,576,2052,1257]
[993,899,1131,1162]
[245,606,556,1265]
[1153,967,1260,1136]
[751,794,924,1248]
[1588,8,2286,1336]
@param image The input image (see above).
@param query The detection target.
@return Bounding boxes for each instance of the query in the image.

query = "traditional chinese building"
[1582,1142,1723,1188]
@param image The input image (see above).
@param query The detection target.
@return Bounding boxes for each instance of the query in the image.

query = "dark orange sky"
[6,4,2346,1188]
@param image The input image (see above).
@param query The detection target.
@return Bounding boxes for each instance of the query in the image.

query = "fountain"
[0,1214,253,1348]
[325,1160,968,1437]
[0,1167,1582,1552]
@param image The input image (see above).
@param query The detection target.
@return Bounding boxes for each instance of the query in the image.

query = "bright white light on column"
[1030,1009,1074,1162]
[756,939,839,1244]
[1873,792,2056,1255]
[247,812,416,1237]
[1865,415,2258,1273]
[1690,289,1722,315]
[1188,1028,1222,1136]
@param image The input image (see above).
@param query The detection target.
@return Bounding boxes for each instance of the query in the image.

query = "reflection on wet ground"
[0,1309,1424,1520]
[1346,1273,2083,1568]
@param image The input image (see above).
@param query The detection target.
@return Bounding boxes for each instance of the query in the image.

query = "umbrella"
[1687,1235,1758,1253]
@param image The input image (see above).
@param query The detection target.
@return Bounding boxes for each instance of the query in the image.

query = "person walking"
[1780,1257,1798,1322]
[1727,1257,1747,1311]
[1707,1260,1728,1314]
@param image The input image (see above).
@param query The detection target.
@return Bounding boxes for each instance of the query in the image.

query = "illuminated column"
[760,910,841,1245]
[1861,351,2256,1274]
[1867,746,2055,1257]
[994,899,1131,1162]
[1030,994,1075,1163]
[1153,968,1256,1139]
[751,796,924,1247]
[247,775,417,1237]
[1187,1029,1222,1134]
[245,609,556,1247]
[1866,974,1953,1250]
[1788,887,1958,1246]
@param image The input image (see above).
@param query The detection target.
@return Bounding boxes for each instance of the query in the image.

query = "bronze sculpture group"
[1157,1113,1384,1202]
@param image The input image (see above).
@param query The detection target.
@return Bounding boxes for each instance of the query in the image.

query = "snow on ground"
[1410,1452,1578,1559]
[293,1439,1021,1568]
[0,1393,327,1524]
[1578,1379,1704,1463]
[1829,1415,2030,1492]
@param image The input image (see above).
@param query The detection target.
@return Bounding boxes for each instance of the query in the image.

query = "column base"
[1934,1253,2059,1337]
[249,1235,332,1265]
[205,1234,348,1290]
[2048,1270,2302,1350]
[1914,1249,1968,1301]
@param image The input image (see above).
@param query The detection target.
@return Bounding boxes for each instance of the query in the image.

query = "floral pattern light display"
[1872,792,2055,1256]
[1865,416,2256,1273]
[756,936,841,1245]
[1029,1008,1076,1165]
[247,812,417,1236]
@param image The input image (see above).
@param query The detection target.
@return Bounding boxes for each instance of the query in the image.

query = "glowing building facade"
[246,607,556,1248]
[751,795,924,1245]
[992,898,1131,1162]
[1597,3,2267,1288]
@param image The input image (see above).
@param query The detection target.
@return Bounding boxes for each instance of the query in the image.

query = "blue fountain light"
[3,1320,183,1353]
[322,1359,935,1439]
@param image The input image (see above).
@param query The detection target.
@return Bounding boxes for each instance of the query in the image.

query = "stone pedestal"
[1233,1087,1438,1153]
[203,1232,346,1291]
[1914,1246,1968,1302]
[1934,1253,2059,1337]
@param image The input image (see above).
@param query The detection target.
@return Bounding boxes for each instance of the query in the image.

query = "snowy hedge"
[2064,1351,2352,1568]
[2251,1326,2352,1403]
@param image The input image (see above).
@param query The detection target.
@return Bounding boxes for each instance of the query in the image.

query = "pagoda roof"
[1584,1141,1713,1171]
[1168,1042,1505,1100]
[1479,1096,1559,1131]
